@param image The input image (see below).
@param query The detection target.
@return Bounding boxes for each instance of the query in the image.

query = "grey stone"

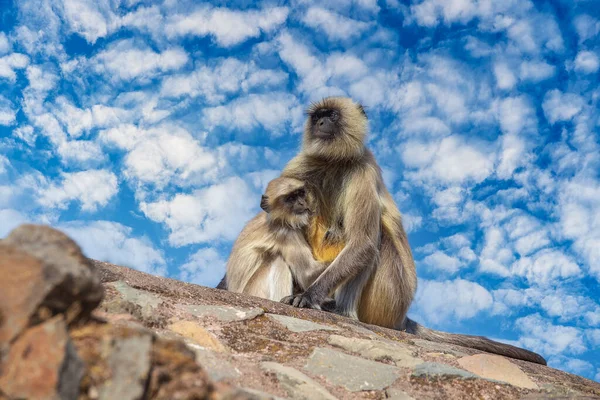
[109,280,163,309]
[186,343,242,381]
[185,304,264,322]
[409,339,468,357]
[411,362,477,380]
[328,335,422,368]
[58,339,85,400]
[304,347,400,392]
[386,388,415,400]
[227,387,287,400]
[267,314,340,333]
[99,333,153,400]
[261,362,337,400]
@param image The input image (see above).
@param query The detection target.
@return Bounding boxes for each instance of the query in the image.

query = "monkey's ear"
[260,195,270,212]
[357,104,367,119]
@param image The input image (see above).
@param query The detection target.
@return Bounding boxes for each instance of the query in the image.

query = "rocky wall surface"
[1,224,599,400]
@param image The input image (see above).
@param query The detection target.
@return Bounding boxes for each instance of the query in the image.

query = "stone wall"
[1,225,599,399]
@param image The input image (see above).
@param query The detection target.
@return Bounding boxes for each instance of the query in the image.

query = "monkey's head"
[302,96,368,161]
[261,177,314,229]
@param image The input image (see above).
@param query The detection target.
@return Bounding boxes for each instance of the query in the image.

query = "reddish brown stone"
[0,246,47,346]
[0,316,83,400]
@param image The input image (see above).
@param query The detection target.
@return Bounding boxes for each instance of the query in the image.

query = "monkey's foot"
[280,291,325,310]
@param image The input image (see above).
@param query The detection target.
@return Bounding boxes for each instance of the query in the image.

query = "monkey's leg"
[267,258,294,302]
[358,233,416,329]
[333,259,376,319]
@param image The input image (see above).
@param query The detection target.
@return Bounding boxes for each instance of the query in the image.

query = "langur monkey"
[275,96,546,365]
[224,177,331,303]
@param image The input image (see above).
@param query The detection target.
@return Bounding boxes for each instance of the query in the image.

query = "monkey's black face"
[310,109,340,140]
[284,188,311,215]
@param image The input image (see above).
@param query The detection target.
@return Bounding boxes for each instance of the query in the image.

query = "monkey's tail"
[404,318,547,366]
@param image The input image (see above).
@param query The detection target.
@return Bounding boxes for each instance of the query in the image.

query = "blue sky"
[1,0,599,381]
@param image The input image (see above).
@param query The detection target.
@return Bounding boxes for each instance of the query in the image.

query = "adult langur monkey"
[277,96,546,365]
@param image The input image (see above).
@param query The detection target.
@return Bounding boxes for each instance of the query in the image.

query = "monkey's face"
[262,178,314,228]
[303,97,368,160]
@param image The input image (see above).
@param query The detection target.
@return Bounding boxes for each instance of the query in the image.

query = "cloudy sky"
[1,0,599,381]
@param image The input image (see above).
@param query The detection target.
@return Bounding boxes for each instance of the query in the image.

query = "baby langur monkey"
[225,177,334,307]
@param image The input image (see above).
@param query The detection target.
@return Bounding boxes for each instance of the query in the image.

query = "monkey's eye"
[330,111,339,121]
[296,188,306,198]
[285,193,297,203]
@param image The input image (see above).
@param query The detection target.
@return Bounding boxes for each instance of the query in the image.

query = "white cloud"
[38,169,118,212]
[165,6,288,47]
[160,58,287,103]
[179,247,226,288]
[202,93,302,134]
[140,176,257,246]
[26,65,58,92]
[100,124,219,190]
[511,249,582,286]
[301,7,370,41]
[516,314,586,355]
[62,0,114,44]
[479,227,513,277]
[0,95,16,125]
[57,140,106,167]
[422,251,464,274]
[412,278,493,325]
[90,40,188,82]
[496,134,528,179]
[59,220,166,276]
[573,14,600,44]
[0,53,29,81]
[558,179,600,281]
[0,33,10,55]
[53,96,131,138]
[574,50,599,74]
[0,209,29,238]
[542,89,584,124]
[402,212,423,233]
[519,60,556,82]
[401,135,494,185]
[497,96,537,136]
[493,62,517,90]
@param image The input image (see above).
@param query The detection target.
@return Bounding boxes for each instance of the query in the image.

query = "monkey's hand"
[280,288,327,310]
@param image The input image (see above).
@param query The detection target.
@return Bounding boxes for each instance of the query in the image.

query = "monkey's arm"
[282,167,381,309]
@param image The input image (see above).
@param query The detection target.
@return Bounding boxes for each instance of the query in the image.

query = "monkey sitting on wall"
[223,177,333,305]
[274,96,546,365]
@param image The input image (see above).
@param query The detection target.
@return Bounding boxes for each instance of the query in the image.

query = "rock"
[71,322,220,400]
[108,280,163,309]
[267,314,340,333]
[0,315,84,400]
[3,224,103,320]
[411,362,477,380]
[304,347,401,391]
[168,320,228,352]
[225,387,286,399]
[147,339,216,399]
[261,361,337,400]
[328,335,422,367]
[408,339,468,357]
[186,345,241,381]
[457,354,539,389]
[98,331,153,400]
[185,304,264,323]
[103,280,168,327]
[386,388,415,400]
[0,246,47,347]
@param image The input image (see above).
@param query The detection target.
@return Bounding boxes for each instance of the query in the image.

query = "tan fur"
[225,177,327,301]
[278,96,546,365]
